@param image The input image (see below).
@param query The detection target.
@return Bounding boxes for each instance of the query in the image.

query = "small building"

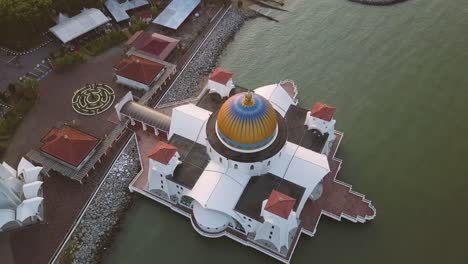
[152,0,201,30]
[0,158,44,232]
[105,0,149,23]
[207,68,234,98]
[304,102,337,155]
[49,8,111,43]
[115,55,166,91]
[40,126,100,170]
[126,31,179,61]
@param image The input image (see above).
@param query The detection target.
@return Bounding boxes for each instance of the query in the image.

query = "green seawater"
[105,0,468,263]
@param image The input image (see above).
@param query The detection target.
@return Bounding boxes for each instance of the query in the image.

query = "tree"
[7,84,16,95]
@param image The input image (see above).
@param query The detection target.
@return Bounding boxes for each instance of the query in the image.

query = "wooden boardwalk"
[300,132,376,235]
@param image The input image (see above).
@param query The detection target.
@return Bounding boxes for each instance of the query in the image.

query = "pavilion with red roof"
[114,55,166,91]
[207,68,234,98]
[40,126,100,169]
[209,68,233,85]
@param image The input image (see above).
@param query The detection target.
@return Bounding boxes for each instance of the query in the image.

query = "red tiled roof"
[40,126,99,167]
[265,190,296,219]
[209,68,233,85]
[311,102,336,121]
[148,141,177,165]
[115,55,165,85]
[140,39,170,57]
[126,31,179,60]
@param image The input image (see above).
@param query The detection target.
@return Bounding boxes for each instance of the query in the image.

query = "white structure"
[134,75,375,263]
[207,68,235,98]
[147,83,332,253]
[114,55,166,91]
[0,158,44,232]
[304,102,337,155]
[49,8,111,43]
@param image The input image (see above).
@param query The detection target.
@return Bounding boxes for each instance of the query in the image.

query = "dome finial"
[242,91,254,107]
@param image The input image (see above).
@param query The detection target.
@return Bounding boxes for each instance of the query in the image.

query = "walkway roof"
[105,0,149,22]
[121,101,171,132]
[50,8,110,43]
[152,0,201,30]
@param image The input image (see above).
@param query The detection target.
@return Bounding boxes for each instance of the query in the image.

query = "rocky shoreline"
[159,7,252,105]
[349,0,410,5]
[57,137,141,264]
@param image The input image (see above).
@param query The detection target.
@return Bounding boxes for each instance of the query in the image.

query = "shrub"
[82,31,127,56]
[0,79,38,138]
[52,51,86,71]
[129,17,149,34]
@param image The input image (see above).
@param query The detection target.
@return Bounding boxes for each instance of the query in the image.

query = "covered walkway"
[115,93,172,138]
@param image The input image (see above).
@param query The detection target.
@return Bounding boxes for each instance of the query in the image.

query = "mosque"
[122,68,376,262]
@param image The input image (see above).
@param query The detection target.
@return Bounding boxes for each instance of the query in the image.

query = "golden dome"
[217,92,277,150]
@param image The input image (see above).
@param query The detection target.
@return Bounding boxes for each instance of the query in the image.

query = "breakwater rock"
[57,137,141,264]
[159,8,249,105]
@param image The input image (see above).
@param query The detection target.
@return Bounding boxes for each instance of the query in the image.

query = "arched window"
[219,157,222,163]
[250,165,254,170]
[267,160,271,166]
[234,164,238,169]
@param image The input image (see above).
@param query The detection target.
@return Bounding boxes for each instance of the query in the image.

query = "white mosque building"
[125,68,375,262]
[0,158,44,232]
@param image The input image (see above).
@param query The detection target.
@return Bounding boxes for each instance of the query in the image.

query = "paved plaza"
[3,45,129,166]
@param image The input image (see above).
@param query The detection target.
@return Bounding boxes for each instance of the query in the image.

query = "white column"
[129,117,135,126]
[154,129,159,136]
[142,122,147,131]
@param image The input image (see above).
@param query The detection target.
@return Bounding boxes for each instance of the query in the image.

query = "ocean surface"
[105,0,468,263]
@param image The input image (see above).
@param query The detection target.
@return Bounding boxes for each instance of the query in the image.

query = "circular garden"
[72,83,115,116]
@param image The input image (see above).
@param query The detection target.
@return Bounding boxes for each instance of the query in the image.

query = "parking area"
[0,41,60,92]
[2,45,129,166]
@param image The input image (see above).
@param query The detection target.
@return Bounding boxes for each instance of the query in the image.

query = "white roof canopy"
[16,197,43,222]
[105,0,149,22]
[153,0,201,29]
[50,8,110,43]
[169,104,211,144]
[283,146,330,188]
[189,161,244,221]
[255,84,296,116]
[0,209,16,230]
[22,181,43,199]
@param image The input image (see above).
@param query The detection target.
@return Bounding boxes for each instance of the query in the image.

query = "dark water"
[105,0,468,263]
